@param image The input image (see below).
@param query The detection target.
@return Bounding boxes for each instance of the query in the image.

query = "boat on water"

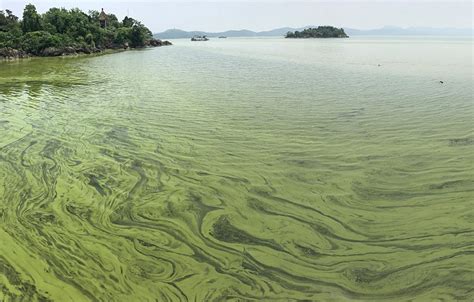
[191,35,209,41]
[218,36,227,39]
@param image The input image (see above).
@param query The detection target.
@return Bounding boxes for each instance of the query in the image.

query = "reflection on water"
[0,37,473,301]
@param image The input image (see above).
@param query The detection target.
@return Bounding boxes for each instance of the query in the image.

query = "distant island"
[286,26,348,38]
[0,4,171,60]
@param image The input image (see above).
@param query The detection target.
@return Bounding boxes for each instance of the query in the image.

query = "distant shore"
[153,26,472,39]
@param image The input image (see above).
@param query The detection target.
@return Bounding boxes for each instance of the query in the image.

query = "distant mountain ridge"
[154,26,473,39]
[153,27,301,39]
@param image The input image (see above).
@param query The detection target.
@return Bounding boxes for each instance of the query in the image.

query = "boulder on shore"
[146,39,173,47]
[41,46,104,56]
[0,47,29,60]
[76,47,92,54]
[41,47,78,57]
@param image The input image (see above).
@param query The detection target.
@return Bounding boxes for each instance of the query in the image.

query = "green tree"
[43,8,64,33]
[1,9,19,27]
[122,16,135,28]
[130,22,151,47]
[114,27,131,45]
[0,10,22,48]
[0,9,19,30]
[21,4,42,33]
[20,31,61,54]
[107,14,120,28]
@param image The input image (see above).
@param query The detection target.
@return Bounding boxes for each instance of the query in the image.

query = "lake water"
[0,36,473,301]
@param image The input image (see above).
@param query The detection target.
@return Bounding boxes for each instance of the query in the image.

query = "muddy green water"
[0,37,473,301]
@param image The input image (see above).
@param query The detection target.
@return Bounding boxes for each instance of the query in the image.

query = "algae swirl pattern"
[1,39,473,301]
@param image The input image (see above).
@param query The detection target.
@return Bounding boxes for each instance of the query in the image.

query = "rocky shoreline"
[0,39,172,60]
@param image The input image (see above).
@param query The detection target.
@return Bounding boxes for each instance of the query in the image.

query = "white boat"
[191,35,209,41]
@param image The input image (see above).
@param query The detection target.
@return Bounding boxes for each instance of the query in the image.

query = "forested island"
[0,4,171,59]
[286,26,348,38]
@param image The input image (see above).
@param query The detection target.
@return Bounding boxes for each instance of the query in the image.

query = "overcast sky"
[1,0,472,32]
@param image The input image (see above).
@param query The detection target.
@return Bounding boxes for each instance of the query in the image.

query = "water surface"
[0,36,473,301]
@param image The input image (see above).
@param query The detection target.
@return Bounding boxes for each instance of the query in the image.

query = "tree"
[122,16,135,28]
[6,10,18,22]
[114,27,131,45]
[0,10,22,48]
[43,8,62,33]
[130,22,151,47]
[20,31,61,54]
[1,9,19,31]
[107,14,120,28]
[21,4,42,33]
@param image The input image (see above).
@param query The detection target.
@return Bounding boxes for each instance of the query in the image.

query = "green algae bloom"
[0,37,473,301]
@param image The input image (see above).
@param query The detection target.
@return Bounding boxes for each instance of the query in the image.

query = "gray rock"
[41,47,62,56]
[0,47,28,59]
[41,47,78,57]
[146,39,172,47]
[63,47,77,55]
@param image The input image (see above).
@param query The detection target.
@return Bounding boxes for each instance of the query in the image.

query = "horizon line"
[155,25,474,33]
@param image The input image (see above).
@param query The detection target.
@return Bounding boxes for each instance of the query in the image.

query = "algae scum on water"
[0,37,473,301]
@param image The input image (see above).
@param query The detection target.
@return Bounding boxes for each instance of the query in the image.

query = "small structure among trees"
[99,8,107,28]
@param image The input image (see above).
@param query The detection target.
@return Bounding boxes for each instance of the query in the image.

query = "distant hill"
[154,26,473,39]
[154,27,310,39]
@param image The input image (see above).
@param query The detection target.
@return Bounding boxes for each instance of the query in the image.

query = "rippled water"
[0,37,473,301]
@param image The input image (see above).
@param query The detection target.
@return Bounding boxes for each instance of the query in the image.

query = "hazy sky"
[1,0,472,32]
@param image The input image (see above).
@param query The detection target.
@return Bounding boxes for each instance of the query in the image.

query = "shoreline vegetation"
[0,4,171,60]
[286,26,349,38]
